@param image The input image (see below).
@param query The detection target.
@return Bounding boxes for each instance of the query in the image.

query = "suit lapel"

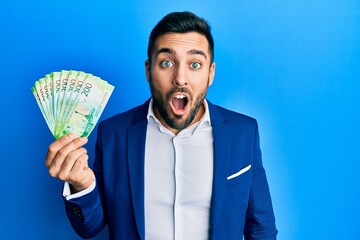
[208,101,231,235]
[127,100,150,240]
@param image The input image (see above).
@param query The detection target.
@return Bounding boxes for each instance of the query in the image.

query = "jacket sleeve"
[63,183,106,239]
[244,121,278,240]
[63,124,107,239]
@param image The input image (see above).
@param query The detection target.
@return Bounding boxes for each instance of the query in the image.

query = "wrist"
[69,175,95,194]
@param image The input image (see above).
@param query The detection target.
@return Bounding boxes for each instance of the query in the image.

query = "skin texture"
[146,32,216,134]
[45,31,216,193]
[45,134,94,192]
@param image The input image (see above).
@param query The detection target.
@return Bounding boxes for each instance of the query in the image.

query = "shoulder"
[207,100,258,128]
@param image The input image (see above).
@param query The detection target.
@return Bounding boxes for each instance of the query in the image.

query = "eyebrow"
[189,49,207,59]
[155,48,208,59]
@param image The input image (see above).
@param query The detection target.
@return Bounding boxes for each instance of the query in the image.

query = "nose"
[173,65,188,87]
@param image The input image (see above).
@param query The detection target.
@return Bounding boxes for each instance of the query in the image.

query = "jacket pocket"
[226,164,252,186]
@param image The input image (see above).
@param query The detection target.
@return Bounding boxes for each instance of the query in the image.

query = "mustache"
[166,87,191,100]
[170,87,188,94]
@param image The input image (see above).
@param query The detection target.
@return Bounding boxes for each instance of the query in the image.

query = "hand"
[45,133,95,193]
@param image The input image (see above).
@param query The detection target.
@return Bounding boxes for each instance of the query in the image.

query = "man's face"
[145,32,215,134]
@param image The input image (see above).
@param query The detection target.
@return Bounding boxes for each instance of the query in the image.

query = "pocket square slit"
[227,164,252,180]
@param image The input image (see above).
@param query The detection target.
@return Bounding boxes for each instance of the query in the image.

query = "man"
[45,11,278,240]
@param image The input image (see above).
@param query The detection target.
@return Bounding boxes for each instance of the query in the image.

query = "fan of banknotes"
[31,70,114,139]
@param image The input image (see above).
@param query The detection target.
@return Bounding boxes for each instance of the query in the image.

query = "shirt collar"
[147,98,211,135]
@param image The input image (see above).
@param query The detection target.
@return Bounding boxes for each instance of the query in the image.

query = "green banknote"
[32,70,115,139]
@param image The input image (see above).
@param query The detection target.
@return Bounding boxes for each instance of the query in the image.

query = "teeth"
[175,95,186,99]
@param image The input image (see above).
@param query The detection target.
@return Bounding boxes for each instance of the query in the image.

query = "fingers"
[45,134,87,168]
[67,154,93,189]
[63,154,95,193]
[70,153,89,178]
[45,133,94,192]
[45,133,89,178]
[46,134,74,167]
[52,147,88,180]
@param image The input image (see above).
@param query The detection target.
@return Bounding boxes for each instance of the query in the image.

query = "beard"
[149,76,209,131]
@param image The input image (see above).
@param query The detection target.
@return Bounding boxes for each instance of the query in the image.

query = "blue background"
[1,0,359,239]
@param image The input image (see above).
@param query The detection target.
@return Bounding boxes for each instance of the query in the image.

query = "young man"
[46,11,277,240]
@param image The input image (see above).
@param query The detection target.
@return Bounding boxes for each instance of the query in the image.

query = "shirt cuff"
[62,179,96,201]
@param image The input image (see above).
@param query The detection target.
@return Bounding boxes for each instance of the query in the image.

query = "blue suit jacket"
[65,99,277,240]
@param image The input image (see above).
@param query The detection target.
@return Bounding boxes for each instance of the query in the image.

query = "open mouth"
[170,94,189,116]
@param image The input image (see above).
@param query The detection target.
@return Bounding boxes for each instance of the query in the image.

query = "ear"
[145,60,151,82]
[208,62,216,86]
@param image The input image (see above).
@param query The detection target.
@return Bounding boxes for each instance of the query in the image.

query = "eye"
[160,60,173,68]
[190,62,201,69]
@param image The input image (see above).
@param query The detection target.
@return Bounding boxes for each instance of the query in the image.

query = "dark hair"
[147,11,214,64]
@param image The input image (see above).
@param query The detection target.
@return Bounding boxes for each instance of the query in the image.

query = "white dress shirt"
[145,99,214,240]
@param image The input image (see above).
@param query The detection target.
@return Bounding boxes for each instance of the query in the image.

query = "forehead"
[154,32,210,57]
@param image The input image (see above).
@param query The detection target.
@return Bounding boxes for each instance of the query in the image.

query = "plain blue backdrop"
[1,0,359,239]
